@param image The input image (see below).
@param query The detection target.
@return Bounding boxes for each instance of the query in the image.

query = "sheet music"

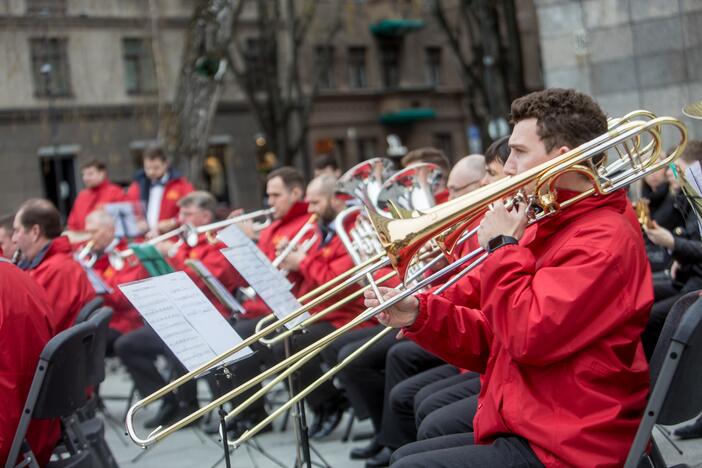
[104,202,141,238]
[185,259,246,314]
[218,225,309,329]
[217,224,293,290]
[119,272,253,372]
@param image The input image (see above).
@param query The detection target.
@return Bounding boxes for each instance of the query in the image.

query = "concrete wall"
[535,0,702,138]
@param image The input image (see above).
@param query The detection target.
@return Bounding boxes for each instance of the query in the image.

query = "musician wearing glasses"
[12,199,96,335]
[365,88,653,467]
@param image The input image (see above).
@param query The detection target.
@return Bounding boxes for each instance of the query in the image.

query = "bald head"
[306,174,345,223]
[84,210,116,251]
[86,210,115,229]
[447,154,486,200]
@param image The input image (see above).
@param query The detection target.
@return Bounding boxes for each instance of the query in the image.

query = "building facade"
[534,0,702,140]
[0,0,541,216]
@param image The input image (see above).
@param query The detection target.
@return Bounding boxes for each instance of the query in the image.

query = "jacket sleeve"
[403,291,493,373]
[478,240,636,366]
[672,236,702,264]
[298,246,353,287]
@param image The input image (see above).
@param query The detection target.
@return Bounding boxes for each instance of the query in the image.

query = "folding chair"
[74,296,104,324]
[5,321,96,468]
[624,291,702,468]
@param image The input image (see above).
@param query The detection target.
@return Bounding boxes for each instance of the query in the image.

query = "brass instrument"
[336,157,394,208]
[11,249,21,265]
[376,162,444,216]
[635,199,653,229]
[182,207,275,246]
[683,101,702,120]
[108,225,189,270]
[62,230,93,244]
[125,112,687,449]
[76,240,97,268]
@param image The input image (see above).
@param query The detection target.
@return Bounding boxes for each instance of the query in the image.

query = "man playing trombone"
[365,88,654,467]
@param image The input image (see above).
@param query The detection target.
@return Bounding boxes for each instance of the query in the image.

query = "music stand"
[104,202,141,240]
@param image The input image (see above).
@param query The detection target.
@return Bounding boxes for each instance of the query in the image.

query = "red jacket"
[25,237,96,334]
[169,234,245,318]
[297,213,401,329]
[66,180,125,231]
[126,172,193,224]
[405,190,653,467]
[92,245,146,334]
[243,202,315,318]
[0,261,60,467]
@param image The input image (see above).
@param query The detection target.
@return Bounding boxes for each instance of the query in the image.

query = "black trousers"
[415,372,481,440]
[390,433,544,468]
[377,341,444,449]
[336,326,398,425]
[114,325,197,405]
[270,321,342,412]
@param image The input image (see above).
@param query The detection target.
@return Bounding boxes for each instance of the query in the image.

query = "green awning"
[370,19,425,36]
[380,108,436,125]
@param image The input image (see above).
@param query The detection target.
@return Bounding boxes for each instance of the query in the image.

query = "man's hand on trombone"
[364,286,419,329]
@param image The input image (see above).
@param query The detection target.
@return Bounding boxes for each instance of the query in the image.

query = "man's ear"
[30,224,42,241]
[557,145,572,156]
[292,186,304,201]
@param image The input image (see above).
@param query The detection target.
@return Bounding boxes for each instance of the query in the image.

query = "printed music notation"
[119,272,253,372]
[218,224,310,329]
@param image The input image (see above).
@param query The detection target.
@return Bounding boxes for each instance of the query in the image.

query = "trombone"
[187,207,275,246]
[126,112,686,449]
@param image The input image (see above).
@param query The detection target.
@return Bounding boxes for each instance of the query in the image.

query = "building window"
[380,43,400,88]
[426,47,442,87]
[26,0,66,15]
[122,38,157,95]
[315,45,335,89]
[348,47,368,89]
[357,136,377,161]
[433,132,454,161]
[30,38,72,98]
[244,37,266,91]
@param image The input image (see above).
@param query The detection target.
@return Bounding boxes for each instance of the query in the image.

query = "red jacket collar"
[280,201,310,224]
[89,179,110,193]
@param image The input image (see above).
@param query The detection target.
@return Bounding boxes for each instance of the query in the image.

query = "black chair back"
[86,307,113,386]
[74,297,104,325]
[648,292,702,424]
[624,292,702,467]
[33,322,96,419]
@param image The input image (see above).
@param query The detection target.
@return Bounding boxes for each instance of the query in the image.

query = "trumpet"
[108,225,190,270]
[185,207,275,246]
[126,112,686,449]
[76,240,97,268]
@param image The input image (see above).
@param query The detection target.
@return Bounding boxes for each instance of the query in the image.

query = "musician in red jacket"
[241,167,315,318]
[66,160,125,231]
[126,145,193,237]
[84,210,146,353]
[13,199,96,334]
[366,88,653,468]
[0,260,60,467]
[166,191,245,317]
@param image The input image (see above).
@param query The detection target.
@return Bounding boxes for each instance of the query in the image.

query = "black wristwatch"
[487,235,518,253]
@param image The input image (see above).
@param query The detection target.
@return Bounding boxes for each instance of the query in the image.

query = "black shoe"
[307,408,325,438]
[350,437,382,459]
[312,407,344,439]
[143,400,179,429]
[674,418,702,439]
[365,446,392,468]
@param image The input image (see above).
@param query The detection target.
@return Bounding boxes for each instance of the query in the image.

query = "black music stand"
[285,331,331,468]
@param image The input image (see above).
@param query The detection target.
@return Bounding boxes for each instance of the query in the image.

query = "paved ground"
[100,360,702,468]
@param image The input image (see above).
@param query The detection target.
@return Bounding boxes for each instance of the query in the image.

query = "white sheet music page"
[684,162,702,236]
[217,224,293,290]
[119,271,253,372]
[218,225,309,329]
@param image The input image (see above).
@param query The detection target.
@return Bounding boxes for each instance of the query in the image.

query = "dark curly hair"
[510,88,607,153]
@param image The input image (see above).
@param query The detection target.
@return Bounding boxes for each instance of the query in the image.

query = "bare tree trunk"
[162,0,235,187]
